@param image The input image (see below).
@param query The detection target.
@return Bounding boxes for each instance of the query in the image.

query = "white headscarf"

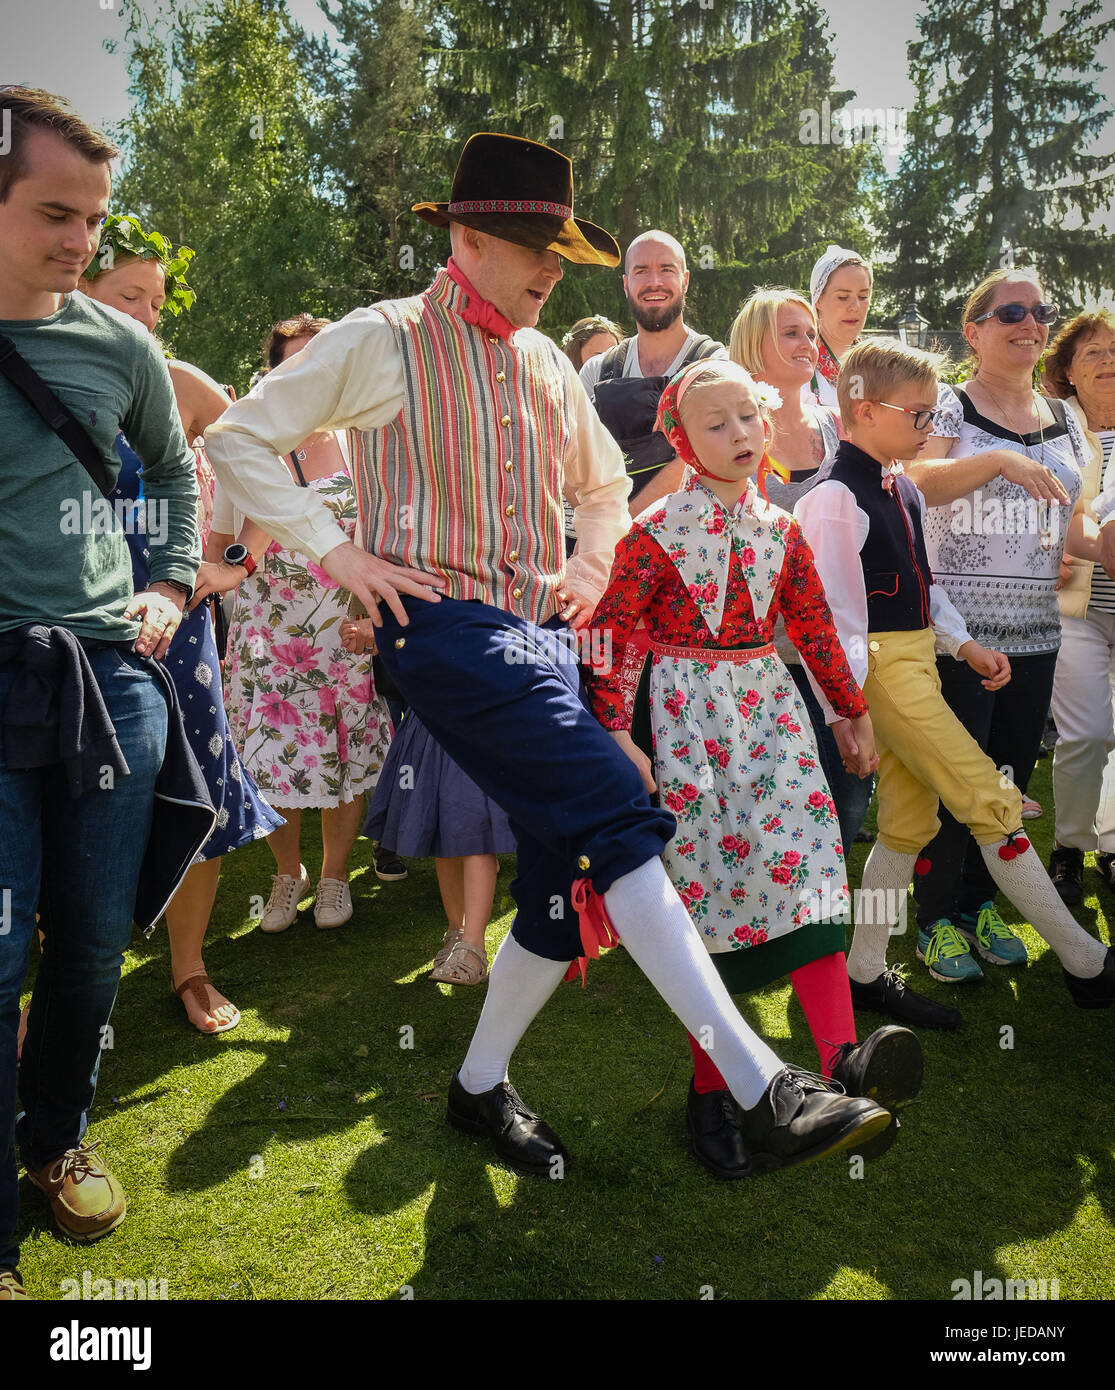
[810,244,871,305]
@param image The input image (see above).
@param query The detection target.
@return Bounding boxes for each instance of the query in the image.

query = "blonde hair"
[961,268,1043,372]
[729,286,816,376]
[837,337,944,422]
[676,359,776,426]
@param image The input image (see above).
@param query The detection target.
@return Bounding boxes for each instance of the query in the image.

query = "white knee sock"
[457,932,568,1094]
[980,843,1109,977]
[846,842,918,984]
[603,859,783,1110]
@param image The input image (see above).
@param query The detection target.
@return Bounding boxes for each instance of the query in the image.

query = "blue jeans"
[0,647,167,1274]
[788,663,874,853]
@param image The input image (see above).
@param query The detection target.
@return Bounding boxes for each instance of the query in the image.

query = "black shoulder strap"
[681,334,722,366]
[595,339,631,384]
[0,333,113,497]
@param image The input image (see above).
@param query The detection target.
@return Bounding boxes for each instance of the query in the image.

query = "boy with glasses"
[794,338,1114,1031]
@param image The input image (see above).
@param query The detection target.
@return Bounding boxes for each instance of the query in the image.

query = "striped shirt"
[206,268,632,624]
[1091,430,1115,613]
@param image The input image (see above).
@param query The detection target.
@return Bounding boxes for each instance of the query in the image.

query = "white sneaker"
[314,877,353,929]
[259,865,310,933]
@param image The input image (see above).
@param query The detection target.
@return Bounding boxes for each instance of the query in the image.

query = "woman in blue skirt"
[348,620,515,985]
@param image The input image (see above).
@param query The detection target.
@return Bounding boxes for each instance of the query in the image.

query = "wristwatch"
[223,542,257,577]
[158,577,194,603]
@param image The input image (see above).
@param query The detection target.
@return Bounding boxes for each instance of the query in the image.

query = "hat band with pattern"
[448,198,573,218]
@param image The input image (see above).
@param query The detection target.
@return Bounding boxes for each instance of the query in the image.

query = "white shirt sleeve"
[929,583,973,656]
[204,308,404,563]
[793,480,870,723]
[559,354,633,604]
[906,481,973,656]
[578,352,606,395]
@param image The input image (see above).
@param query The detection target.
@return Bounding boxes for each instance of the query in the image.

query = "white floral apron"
[642,479,848,951]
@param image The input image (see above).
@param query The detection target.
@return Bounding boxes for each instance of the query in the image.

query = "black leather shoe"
[830,1025,924,1112]
[1096,853,1115,892]
[736,1066,891,1174]
[850,967,963,1031]
[1048,845,1084,906]
[446,1071,570,1175]
[1063,946,1115,1010]
[686,1082,752,1179]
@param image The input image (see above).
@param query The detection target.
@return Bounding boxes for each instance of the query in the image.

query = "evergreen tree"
[882,0,1115,320]
[111,0,358,386]
[427,0,877,338]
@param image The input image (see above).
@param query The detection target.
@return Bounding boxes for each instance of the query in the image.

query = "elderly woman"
[1042,310,1115,902]
[905,268,1086,984]
[729,285,873,851]
[808,245,873,407]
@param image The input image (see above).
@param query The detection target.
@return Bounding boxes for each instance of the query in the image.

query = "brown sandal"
[173,974,241,1034]
[431,927,464,972]
[430,940,489,986]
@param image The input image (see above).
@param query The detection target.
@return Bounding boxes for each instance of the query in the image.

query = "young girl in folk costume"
[587,359,924,1178]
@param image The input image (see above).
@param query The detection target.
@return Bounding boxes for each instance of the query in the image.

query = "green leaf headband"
[84,214,197,317]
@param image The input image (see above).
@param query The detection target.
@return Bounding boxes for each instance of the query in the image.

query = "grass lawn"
[15,755,1115,1301]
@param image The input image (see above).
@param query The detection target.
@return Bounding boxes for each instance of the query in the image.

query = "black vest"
[590,334,721,500]
[828,442,933,634]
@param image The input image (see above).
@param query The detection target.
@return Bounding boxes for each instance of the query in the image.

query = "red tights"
[688,951,856,1093]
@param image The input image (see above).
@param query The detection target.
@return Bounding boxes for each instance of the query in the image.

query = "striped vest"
[349,269,574,626]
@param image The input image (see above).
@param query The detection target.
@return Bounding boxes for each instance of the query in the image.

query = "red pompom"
[998,844,1016,861]
[914,856,932,875]
[1014,836,1030,854]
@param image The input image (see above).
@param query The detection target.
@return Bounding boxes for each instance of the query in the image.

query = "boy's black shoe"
[736,1066,890,1174]
[829,1024,923,1112]
[446,1071,569,1175]
[1063,946,1115,1010]
[686,1082,752,1179]
[1096,853,1115,892]
[374,847,408,882]
[1048,845,1084,906]
[850,967,962,1031]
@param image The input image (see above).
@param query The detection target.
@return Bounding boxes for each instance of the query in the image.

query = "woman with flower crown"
[586,358,924,1180]
[79,215,284,1034]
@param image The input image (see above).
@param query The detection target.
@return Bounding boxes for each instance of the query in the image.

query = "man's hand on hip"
[319,542,446,626]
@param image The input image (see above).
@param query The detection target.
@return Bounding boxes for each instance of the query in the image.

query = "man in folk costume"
[206,133,889,1176]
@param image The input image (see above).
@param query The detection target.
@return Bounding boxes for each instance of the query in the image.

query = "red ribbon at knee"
[564,878,622,986]
[998,830,1030,861]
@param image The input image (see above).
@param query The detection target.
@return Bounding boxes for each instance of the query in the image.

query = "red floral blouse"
[587,506,869,730]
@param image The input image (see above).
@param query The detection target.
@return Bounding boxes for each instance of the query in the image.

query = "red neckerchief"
[446,258,516,341]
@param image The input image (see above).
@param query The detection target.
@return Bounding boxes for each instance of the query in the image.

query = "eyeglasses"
[971,302,1058,326]
[877,401,937,430]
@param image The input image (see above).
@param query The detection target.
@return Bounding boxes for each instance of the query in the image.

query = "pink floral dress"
[222,462,391,807]
[588,473,867,953]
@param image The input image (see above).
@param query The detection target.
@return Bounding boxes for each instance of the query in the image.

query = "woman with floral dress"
[587,359,922,1179]
[212,317,392,933]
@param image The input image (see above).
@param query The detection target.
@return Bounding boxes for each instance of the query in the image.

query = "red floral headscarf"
[655,360,788,495]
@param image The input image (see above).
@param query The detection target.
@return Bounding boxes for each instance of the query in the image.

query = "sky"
[4,0,1114,182]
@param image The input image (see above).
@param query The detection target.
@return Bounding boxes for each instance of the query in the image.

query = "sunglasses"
[878,401,937,430]
[972,302,1058,326]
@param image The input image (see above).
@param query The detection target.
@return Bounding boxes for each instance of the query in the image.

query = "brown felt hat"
[413,132,620,268]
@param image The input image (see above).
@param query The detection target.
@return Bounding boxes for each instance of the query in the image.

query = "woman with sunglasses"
[903,269,1087,989]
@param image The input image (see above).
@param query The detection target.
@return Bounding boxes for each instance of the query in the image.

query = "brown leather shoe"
[24,1140,126,1243]
[0,1269,30,1299]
